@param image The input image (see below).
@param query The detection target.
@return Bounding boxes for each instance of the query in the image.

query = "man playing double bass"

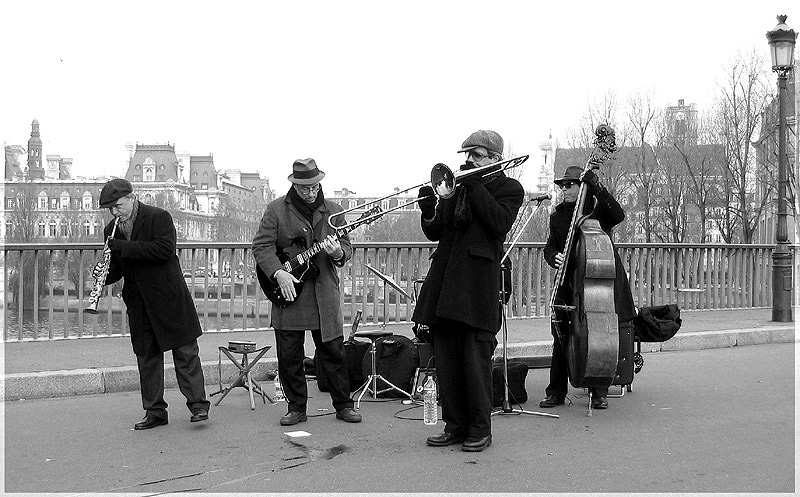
[539,165,636,410]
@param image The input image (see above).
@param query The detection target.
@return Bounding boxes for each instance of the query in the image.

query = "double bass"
[549,124,619,416]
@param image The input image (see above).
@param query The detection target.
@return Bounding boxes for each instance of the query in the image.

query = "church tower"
[27,119,45,180]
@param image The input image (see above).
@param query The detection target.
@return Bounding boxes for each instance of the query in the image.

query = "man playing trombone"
[413,130,524,452]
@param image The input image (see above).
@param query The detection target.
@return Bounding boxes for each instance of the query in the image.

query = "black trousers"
[136,313,210,418]
[431,324,496,439]
[274,329,353,413]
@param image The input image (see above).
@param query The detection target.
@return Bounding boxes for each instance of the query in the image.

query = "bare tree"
[670,110,727,242]
[625,91,660,242]
[564,89,621,149]
[711,50,772,243]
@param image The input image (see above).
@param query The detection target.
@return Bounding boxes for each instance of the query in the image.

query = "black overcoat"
[104,202,203,355]
[412,173,524,333]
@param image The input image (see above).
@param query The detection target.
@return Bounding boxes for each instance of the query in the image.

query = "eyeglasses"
[467,149,490,162]
[557,181,578,190]
[296,184,321,194]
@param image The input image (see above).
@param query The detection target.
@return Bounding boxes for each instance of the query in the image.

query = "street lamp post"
[766,15,796,322]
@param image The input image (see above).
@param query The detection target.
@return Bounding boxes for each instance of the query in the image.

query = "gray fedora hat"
[288,158,325,185]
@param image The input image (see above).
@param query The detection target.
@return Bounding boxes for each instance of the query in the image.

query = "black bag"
[361,334,418,398]
[633,304,682,342]
[344,339,370,392]
[492,359,528,407]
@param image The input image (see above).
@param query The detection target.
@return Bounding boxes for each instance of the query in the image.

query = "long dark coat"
[412,173,524,333]
[104,202,203,355]
[251,194,352,343]
[544,187,636,322]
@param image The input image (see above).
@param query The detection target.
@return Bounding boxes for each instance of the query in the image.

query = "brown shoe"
[190,408,209,423]
[280,411,308,426]
[335,408,362,423]
[592,396,608,409]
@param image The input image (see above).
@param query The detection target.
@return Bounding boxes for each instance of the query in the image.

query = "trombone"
[328,155,529,229]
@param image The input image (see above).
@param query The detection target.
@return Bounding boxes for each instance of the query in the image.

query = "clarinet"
[86,217,119,314]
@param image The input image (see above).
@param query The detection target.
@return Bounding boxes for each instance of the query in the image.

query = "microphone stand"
[492,195,558,419]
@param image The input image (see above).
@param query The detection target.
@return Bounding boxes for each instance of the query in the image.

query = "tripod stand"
[492,194,558,419]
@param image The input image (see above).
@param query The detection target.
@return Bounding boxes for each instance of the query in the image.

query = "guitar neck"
[283,227,348,272]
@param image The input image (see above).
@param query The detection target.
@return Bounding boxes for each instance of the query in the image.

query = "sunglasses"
[557,181,578,190]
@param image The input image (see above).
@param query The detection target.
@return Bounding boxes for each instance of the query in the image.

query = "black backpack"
[361,334,418,398]
[633,304,682,342]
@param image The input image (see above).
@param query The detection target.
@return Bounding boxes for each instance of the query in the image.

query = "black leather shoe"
[462,435,492,452]
[426,432,466,446]
[592,396,608,409]
[190,408,209,423]
[335,408,362,423]
[539,395,565,408]
[134,414,168,430]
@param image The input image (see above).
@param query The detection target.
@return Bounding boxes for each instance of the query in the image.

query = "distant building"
[4,144,27,180]
[26,119,45,180]
[664,99,699,147]
[2,123,276,264]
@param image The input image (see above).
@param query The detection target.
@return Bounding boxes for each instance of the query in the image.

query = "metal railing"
[2,242,795,342]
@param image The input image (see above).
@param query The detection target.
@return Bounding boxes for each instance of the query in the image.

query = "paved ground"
[1,307,796,402]
[3,343,795,494]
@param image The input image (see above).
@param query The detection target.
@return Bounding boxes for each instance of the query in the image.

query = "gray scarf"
[118,198,139,239]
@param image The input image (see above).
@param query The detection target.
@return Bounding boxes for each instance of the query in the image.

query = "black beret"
[99,178,133,208]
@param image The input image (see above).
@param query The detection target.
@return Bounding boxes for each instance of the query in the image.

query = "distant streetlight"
[766,15,796,322]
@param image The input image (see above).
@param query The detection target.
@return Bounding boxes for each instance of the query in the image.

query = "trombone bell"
[431,163,457,199]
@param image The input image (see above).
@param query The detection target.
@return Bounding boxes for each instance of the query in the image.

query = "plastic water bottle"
[274,373,285,402]
[423,375,437,425]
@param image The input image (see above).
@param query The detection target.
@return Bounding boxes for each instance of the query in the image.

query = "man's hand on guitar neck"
[320,234,344,262]
[274,269,301,302]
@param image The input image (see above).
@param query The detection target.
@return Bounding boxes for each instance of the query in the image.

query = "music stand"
[492,196,559,419]
[365,264,412,328]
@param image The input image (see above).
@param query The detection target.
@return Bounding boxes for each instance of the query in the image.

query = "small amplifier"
[228,340,257,352]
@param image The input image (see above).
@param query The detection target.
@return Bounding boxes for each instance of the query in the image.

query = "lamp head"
[767,15,797,73]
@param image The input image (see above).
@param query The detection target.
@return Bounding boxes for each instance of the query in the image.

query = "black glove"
[581,169,602,192]
[107,238,122,254]
[418,186,436,219]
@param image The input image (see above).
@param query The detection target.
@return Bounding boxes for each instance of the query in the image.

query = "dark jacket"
[251,194,352,342]
[544,187,636,322]
[104,202,203,355]
[412,173,524,333]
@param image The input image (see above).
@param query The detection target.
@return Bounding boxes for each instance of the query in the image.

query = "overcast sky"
[2,0,797,195]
